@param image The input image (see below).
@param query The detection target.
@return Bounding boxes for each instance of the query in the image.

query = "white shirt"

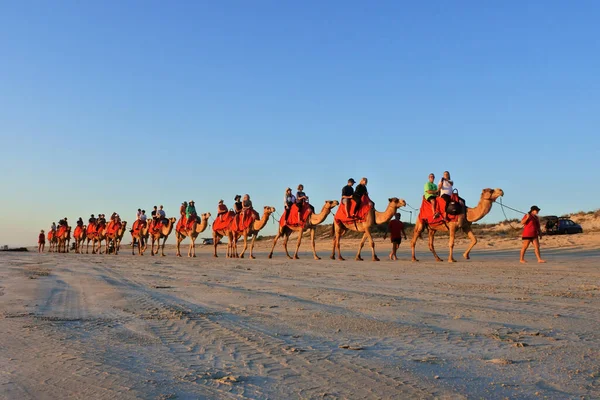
[439,179,454,196]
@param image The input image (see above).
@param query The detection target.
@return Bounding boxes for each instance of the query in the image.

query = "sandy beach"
[1,237,599,399]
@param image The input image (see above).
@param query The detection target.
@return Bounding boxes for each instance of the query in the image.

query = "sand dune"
[1,241,599,399]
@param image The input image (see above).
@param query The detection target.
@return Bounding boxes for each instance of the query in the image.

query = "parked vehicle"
[544,216,583,235]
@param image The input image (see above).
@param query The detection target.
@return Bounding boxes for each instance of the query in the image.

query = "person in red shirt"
[520,205,546,264]
[38,230,46,253]
[384,213,407,260]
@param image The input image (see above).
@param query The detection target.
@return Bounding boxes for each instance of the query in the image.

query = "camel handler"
[217,200,228,222]
[424,173,440,218]
[383,213,407,261]
[520,205,546,264]
[341,178,355,217]
[38,230,46,253]
[352,177,369,217]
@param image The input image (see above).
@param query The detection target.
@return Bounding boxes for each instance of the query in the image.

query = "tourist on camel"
[88,214,96,225]
[217,200,228,222]
[158,205,167,224]
[139,210,147,225]
[438,171,454,215]
[341,178,355,217]
[186,201,197,223]
[284,188,296,221]
[151,206,158,224]
[352,177,369,217]
[180,202,187,220]
[520,205,546,264]
[296,184,309,222]
[77,217,83,227]
[38,230,45,253]
[234,195,243,214]
[424,173,440,218]
[51,222,57,233]
[98,214,106,226]
[241,194,253,225]
[136,209,142,221]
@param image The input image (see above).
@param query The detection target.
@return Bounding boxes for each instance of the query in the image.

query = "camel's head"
[201,212,211,220]
[324,200,339,209]
[169,217,177,223]
[122,221,127,227]
[388,197,407,209]
[481,188,504,202]
[263,206,276,215]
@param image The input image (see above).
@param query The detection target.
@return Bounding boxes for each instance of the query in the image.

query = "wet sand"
[1,242,599,399]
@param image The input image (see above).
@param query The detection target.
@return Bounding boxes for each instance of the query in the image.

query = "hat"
[190,200,195,204]
[530,205,540,212]
[234,195,241,200]
[348,178,356,183]
[182,201,187,205]
[218,199,224,204]
[286,187,291,191]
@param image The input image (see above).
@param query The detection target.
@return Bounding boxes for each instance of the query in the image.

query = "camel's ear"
[388,198,392,202]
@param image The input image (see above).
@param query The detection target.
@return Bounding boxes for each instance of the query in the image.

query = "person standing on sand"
[384,213,407,260]
[520,205,546,263]
[38,230,45,253]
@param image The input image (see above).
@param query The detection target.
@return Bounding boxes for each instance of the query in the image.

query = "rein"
[498,197,526,231]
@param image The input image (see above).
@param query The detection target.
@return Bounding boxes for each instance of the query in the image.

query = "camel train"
[45,179,504,261]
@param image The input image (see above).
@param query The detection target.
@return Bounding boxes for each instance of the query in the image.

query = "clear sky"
[1,1,598,246]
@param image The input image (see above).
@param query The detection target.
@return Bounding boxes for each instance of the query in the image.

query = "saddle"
[281,203,312,228]
[212,211,235,232]
[333,194,372,224]
[418,190,464,225]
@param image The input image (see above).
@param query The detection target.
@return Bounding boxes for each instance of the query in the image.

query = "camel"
[131,221,150,256]
[56,226,71,253]
[331,197,406,261]
[149,217,176,256]
[411,188,504,262]
[233,206,276,259]
[105,221,128,255]
[73,225,86,254]
[47,231,57,253]
[212,212,237,258]
[268,200,339,260]
[175,213,211,257]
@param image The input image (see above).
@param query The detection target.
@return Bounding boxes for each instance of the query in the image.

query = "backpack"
[446,189,464,216]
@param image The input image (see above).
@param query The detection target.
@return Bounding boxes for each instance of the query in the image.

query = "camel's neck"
[195,218,209,233]
[252,213,271,231]
[374,204,398,225]
[162,220,174,236]
[309,205,332,226]
[466,199,494,222]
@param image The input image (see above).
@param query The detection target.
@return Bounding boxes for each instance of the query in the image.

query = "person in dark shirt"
[234,195,243,214]
[296,184,309,222]
[352,177,369,216]
[89,214,96,224]
[151,206,158,223]
[76,217,83,227]
[341,178,355,217]
[217,200,228,222]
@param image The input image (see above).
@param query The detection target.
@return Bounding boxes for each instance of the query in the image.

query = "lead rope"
[498,197,526,231]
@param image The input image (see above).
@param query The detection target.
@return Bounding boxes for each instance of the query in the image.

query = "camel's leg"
[268,232,281,259]
[330,227,338,260]
[150,238,155,256]
[448,224,458,262]
[411,223,424,262]
[213,233,219,258]
[336,232,344,261]
[176,234,182,257]
[283,233,293,259]
[239,234,249,258]
[355,232,368,261]
[249,234,257,259]
[189,235,196,257]
[161,237,166,256]
[293,230,303,259]
[463,227,477,260]
[366,230,379,261]
[428,229,443,262]
[310,228,320,260]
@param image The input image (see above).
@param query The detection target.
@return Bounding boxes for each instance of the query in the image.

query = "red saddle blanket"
[73,225,84,239]
[47,231,54,241]
[281,203,312,227]
[418,194,461,225]
[149,221,163,235]
[131,220,147,236]
[56,225,68,237]
[232,209,260,233]
[176,216,187,233]
[212,211,235,232]
[334,194,372,224]
[106,221,122,236]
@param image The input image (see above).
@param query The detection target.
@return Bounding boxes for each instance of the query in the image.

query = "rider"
[352,177,369,217]
[424,173,440,218]
[50,222,57,233]
[284,188,296,221]
[241,194,253,225]
[438,171,454,214]
[296,184,308,222]
[186,200,197,223]
[234,195,243,214]
[217,200,228,222]
[76,217,84,227]
[139,210,147,225]
[341,178,355,217]
[158,205,166,224]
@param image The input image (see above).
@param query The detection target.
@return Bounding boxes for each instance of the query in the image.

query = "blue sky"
[1,1,598,246]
